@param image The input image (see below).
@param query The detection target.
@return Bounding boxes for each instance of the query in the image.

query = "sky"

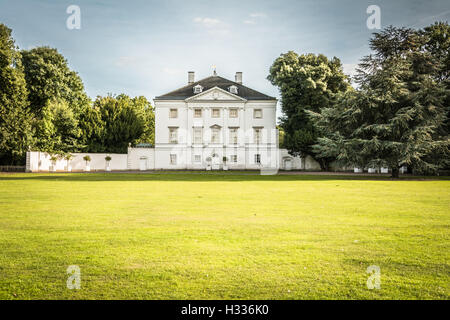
[1,0,449,115]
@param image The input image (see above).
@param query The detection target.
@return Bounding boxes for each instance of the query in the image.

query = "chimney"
[235,72,242,84]
[188,71,195,84]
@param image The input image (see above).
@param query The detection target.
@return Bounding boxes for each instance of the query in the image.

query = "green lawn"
[0,172,449,300]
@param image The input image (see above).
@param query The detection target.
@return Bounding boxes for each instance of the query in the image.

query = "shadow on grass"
[0,171,448,182]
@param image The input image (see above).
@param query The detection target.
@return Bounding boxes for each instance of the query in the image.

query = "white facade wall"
[127,147,155,170]
[154,86,279,170]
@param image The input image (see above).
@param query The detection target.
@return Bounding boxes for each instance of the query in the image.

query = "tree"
[35,99,83,154]
[268,51,351,170]
[312,25,448,177]
[132,96,155,145]
[78,102,104,153]
[79,95,148,153]
[21,46,90,118]
[78,94,154,153]
[0,24,34,165]
[420,22,450,171]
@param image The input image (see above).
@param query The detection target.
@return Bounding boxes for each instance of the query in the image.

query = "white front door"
[140,157,147,171]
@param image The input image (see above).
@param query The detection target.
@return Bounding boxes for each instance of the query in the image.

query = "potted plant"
[64,154,73,172]
[83,155,91,172]
[49,154,58,172]
[222,156,228,171]
[206,157,212,171]
[105,155,112,172]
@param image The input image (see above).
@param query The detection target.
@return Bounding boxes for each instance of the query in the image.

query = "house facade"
[153,71,282,170]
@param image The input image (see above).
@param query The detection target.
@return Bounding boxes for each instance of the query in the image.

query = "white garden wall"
[26,148,155,172]
[27,148,393,173]
[27,151,128,172]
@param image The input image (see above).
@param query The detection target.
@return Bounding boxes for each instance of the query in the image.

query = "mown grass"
[0,172,448,299]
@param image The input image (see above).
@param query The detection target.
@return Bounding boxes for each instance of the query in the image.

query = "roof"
[135,143,154,148]
[154,75,276,101]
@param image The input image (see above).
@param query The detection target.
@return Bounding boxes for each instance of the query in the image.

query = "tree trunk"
[319,159,329,172]
[391,167,399,178]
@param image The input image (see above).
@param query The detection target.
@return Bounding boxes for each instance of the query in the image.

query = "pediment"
[185,86,246,102]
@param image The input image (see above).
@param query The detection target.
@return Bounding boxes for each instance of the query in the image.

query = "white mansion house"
[153,71,281,170]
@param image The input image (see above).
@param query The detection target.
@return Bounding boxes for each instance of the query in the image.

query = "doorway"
[139,157,148,171]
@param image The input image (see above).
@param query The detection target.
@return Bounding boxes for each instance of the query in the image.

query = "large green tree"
[312,25,449,177]
[268,51,351,170]
[21,46,90,118]
[79,94,151,153]
[420,22,450,170]
[0,24,33,165]
[35,99,83,154]
[129,95,155,146]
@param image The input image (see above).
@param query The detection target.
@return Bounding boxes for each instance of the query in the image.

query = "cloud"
[193,17,222,28]
[193,17,230,36]
[243,12,267,25]
[343,63,359,82]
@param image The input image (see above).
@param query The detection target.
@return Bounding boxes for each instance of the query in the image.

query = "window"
[229,128,238,144]
[170,154,177,165]
[169,127,178,143]
[212,108,220,118]
[169,109,178,118]
[194,155,201,163]
[193,127,203,144]
[211,127,220,143]
[229,85,238,94]
[193,85,203,94]
[254,128,262,144]
[254,109,263,119]
[231,155,237,163]
[194,108,202,118]
[255,154,261,164]
[229,108,238,118]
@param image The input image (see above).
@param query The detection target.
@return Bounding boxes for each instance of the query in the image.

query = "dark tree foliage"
[312,24,449,177]
[0,24,34,165]
[268,51,351,170]
[79,95,151,153]
[21,47,90,118]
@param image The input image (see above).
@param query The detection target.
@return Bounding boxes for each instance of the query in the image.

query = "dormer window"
[229,85,238,94]
[193,85,203,94]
